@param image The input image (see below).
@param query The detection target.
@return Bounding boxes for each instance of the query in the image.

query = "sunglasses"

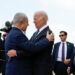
[59,35,65,37]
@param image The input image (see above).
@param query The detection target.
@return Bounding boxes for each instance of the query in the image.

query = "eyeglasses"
[59,35,65,37]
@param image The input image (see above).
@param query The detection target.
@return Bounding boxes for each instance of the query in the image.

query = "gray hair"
[12,13,27,24]
[35,11,48,21]
[41,11,48,21]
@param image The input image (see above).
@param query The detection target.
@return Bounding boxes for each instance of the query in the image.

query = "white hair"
[35,11,48,21]
[12,13,27,24]
[41,11,48,21]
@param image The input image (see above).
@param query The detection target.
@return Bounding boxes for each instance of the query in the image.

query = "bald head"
[34,11,48,29]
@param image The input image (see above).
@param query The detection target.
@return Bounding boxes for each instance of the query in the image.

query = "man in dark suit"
[0,33,3,73]
[5,13,54,75]
[52,31,74,75]
[2,32,8,75]
[70,47,75,74]
[30,11,54,75]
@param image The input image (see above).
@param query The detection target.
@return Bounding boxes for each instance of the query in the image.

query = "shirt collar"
[39,25,48,33]
[61,41,67,44]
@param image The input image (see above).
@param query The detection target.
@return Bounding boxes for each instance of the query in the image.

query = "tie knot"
[37,29,39,32]
[34,29,39,37]
[36,29,39,34]
[62,42,64,45]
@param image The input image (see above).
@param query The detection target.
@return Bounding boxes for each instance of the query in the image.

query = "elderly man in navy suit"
[52,31,74,75]
[5,13,54,75]
[30,11,54,75]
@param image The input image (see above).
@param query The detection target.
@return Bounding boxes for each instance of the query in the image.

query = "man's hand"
[7,50,17,57]
[67,67,70,74]
[46,31,54,41]
[64,59,70,65]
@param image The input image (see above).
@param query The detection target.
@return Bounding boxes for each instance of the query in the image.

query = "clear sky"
[0,0,75,45]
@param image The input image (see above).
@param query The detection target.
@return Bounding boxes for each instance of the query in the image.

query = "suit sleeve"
[52,44,57,70]
[16,34,53,57]
[68,44,74,67]
[17,39,53,52]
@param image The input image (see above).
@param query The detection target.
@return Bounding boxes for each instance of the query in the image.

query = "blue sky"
[0,0,75,45]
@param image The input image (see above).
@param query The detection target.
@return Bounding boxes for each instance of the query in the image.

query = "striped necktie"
[62,43,65,61]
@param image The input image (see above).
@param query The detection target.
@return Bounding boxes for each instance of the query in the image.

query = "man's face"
[22,17,29,31]
[59,32,67,42]
[34,13,44,29]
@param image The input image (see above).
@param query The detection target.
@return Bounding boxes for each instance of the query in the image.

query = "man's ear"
[18,16,23,24]
[19,20,23,24]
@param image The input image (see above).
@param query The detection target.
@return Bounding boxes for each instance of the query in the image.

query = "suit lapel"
[66,42,70,58]
[36,26,52,40]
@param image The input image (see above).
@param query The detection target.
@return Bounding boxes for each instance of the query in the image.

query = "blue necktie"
[62,43,65,61]
[34,29,39,38]
[31,29,39,41]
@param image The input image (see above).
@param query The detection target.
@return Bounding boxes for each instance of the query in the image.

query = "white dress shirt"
[57,41,67,62]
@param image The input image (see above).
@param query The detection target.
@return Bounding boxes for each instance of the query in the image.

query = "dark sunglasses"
[59,35,65,37]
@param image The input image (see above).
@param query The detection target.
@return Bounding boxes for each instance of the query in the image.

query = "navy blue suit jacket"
[30,26,54,75]
[52,42,74,68]
[5,27,52,75]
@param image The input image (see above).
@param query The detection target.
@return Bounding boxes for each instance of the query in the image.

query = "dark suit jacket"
[70,47,75,74]
[5,27,52,75]
[52,42,74,68]
[0,38,3,73]
[30,26,54,75]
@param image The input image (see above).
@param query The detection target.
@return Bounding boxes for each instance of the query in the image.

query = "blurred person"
[52,31,74,75]
[30,11,54,75]
[70,47,75,75]
[5,13,54,75]
[0,21,12,33]
[0,21,11,75]
[1,32,8,75]
[0,33,3,73]
[0,33,3,49]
